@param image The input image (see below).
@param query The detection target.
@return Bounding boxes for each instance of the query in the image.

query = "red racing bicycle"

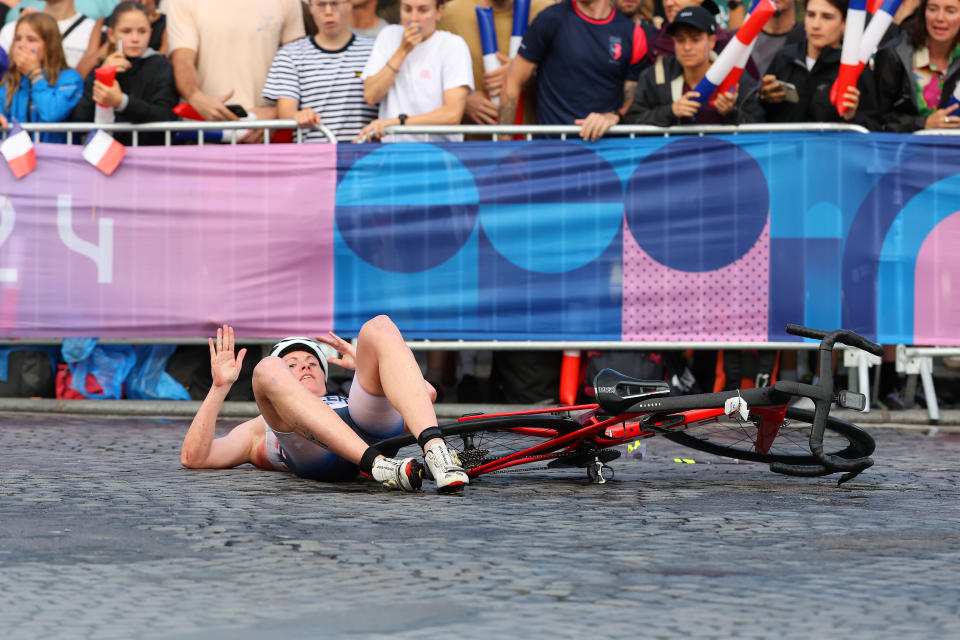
[377,325,882,486]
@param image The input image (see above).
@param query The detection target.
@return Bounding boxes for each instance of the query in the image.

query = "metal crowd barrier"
[10,120,872,146]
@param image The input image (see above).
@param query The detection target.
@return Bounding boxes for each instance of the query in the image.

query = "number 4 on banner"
[82,130,126,176]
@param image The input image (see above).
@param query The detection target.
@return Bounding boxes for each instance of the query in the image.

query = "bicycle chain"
[457,447,589,475]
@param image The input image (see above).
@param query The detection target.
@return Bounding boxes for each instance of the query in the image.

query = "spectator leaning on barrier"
[0,0,103,77]
[499,0,648,141]
[262,0,378,141]
[351,0,389,37]
[749,0,803,76]
[167,0,304,130]
[624,5,763,124]
[69,1,176,145]
[356,0,473,142]
[0,12,82,141]
[759,0,879,127]
[874,0,960,131]
[437,0,553,125]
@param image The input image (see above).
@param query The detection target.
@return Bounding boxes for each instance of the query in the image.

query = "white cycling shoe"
[371,456,423,492]
[423,442,469,492]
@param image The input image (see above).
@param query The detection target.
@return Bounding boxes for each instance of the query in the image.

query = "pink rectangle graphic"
[0,143,336,338]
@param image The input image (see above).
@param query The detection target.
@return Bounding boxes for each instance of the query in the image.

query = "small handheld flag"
[82,130,125,176]
[0,121,36,179]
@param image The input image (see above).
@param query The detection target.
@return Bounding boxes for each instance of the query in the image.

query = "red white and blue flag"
[691,0,776,107]
[0,121,37,179]
[476,7,501,105]
[82,129,126,176]
[831,0,867,114]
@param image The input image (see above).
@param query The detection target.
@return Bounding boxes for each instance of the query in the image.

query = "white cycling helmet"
[270,337,335,381]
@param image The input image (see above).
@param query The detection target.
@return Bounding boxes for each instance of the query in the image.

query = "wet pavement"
[0,413,957,639]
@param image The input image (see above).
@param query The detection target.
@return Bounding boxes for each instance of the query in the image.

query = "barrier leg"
[559,349,581,406]
[919,358,940,423]
[858,353,870,413]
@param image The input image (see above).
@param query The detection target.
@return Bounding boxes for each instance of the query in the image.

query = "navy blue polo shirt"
[519,0,648,124]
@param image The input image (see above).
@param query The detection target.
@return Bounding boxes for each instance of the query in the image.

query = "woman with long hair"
[874,0,960,130]
[70,1,177,145]
[0,12,82,142]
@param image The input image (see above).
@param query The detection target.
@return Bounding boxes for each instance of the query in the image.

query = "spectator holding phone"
[874,0,960,131]
[70,1,176,145]
[759,0,878,126]
[0,11,82,141]
[262,0,377,141]
[357,0,473,142]
[167,0,304,131]
[624,6,763,124]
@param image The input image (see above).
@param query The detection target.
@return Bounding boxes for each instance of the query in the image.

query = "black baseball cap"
[667,6,717,35]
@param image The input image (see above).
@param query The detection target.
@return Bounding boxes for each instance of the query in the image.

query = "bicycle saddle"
[593,368,671,415]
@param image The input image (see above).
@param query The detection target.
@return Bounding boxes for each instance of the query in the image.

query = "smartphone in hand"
[778,81,800,104]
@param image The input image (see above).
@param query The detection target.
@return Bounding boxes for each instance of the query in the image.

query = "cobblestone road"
[0,413,957,639]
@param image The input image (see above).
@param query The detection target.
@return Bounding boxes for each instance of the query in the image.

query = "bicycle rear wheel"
[376,414,585,477]
[659,407,874,464]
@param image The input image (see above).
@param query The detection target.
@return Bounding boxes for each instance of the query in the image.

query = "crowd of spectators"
[0,0,954,143]
[1,0,956,404]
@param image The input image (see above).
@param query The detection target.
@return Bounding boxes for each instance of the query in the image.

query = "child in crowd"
[0,12,82,142]
[70,1,176,145]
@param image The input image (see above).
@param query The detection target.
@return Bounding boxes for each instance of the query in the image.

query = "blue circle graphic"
[624,137,768,272]
[336,144,479,273]
[477,142,623,274]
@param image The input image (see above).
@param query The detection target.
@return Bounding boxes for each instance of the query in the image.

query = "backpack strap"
[61,14,88,41]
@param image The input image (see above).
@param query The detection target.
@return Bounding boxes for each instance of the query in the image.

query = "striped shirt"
[263,35,378,142]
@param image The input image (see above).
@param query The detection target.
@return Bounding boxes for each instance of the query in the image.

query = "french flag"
[1,121,36,179]
[831,0,867,115]
[510,0,531,58]
[691,0,776,107]
[82,129,126,176]
[476,7,501,105]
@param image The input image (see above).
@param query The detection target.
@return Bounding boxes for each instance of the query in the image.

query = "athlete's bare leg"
[353,315,443,449]
[251,358,370,464]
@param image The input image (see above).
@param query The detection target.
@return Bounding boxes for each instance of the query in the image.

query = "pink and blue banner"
[0,143,336,337]
[1,134,959,345]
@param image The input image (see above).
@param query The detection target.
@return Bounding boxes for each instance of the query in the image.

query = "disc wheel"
[376,415,583,476]
[658,407,875,464]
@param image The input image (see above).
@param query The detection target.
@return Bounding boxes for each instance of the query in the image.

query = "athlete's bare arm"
[180,325,260,469]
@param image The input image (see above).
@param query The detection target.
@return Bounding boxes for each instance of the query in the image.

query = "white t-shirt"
[0,13,97,69]
[362,26,473,142]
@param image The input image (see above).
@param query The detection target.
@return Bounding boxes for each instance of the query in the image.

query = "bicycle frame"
[453,402,784,477]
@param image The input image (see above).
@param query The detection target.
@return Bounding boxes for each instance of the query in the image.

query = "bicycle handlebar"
[773,325,880,485]
[785,323,884,357]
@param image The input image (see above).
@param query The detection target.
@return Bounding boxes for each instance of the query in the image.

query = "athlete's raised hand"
[317,331,356,371]
[209,324,246,388]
